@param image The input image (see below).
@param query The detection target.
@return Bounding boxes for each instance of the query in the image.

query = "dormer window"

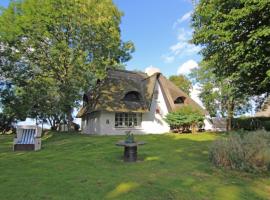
[124,91,141,102]
[174,97,185,104]
[83,94,89,106]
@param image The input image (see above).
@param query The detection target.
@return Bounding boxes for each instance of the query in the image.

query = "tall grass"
[209,130,270,172]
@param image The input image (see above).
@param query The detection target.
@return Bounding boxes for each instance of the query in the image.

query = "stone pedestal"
[116,141,145,162]
[124,145,137,162]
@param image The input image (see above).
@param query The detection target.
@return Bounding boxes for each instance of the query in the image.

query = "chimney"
[145,66,160,76]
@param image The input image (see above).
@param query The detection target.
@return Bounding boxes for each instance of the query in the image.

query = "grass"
[0,132,269,200]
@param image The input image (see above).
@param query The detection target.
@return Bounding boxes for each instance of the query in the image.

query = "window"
[123,91,141,102]
[174,97,185,104]
[115,113,142,128]
[83,94,89,105]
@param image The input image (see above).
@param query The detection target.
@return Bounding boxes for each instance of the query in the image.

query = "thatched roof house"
[77,68,206,134]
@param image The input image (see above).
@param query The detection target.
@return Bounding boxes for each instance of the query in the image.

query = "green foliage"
[165,105,204,132]
[169,75,192,95]
[192,0,270,96]
[232,117,270,131]
[191,0,270,129]
[190,62,225,117]
[0,0,134,125]
[210,130,270,173]
[0,112,15,134]
[190,61,251,119]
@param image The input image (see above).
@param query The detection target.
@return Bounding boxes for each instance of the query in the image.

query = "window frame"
[114,112,142,128]
[123,91,141,102]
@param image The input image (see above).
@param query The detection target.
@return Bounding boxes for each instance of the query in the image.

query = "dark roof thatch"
[255,97,270,117]
[77,69,206,117]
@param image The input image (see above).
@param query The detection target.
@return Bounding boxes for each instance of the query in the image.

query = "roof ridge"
[142,72,161,81]
[107,68,147,75]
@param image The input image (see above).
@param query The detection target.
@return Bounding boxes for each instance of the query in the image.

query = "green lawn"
[0,132,269,200]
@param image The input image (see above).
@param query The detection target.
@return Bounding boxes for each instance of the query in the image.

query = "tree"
[165,105,204,134]
[192,0,270,97]
[169,75,192,95]
[190,61,251,131]
[0,0,134,129]
[191,0,270,131]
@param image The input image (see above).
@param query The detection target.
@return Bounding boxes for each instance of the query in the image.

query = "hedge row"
[232,117,270,131]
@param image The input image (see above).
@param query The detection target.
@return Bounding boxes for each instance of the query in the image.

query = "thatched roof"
[255,97,270,117]
[77,69,206,118]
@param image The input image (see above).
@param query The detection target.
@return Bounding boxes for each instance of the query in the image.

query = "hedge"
[232,117,270,131]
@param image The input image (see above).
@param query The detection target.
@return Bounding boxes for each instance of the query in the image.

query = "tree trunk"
[226,100,234,132]
[41,119,44,134]
[191,123,196,134]
[67,108,73,131]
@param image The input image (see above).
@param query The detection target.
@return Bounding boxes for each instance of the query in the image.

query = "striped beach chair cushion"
[17,129,36,144]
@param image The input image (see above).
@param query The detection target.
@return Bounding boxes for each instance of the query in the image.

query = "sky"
[113,0,201,77]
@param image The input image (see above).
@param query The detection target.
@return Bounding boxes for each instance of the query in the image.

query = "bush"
[165,105,204,133]
[209,130,270,173]
[0,113,15,134]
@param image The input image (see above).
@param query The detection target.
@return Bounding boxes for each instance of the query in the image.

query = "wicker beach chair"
[13,125,42,151]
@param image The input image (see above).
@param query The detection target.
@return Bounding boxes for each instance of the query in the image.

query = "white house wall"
[140,80,170,134]
[96,81,170,135]
[204,117,213,131]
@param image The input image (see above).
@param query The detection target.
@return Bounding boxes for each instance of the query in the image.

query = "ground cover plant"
[0,132,269,200]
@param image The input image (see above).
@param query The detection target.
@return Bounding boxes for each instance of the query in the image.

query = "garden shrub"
[209,130,270,173]
[165,105,204,133]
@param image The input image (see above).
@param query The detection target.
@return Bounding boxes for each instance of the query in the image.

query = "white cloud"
[185,45,201,54]
[161,55,175,63]
[162,28,200,63]
[169,41,200,57]
[177,59,198,75]
[170,42,185,54]
[173,11,192,28]
[162,28,193,62]
[145,66,160,76]
[177,30,190,41]
[179,11,192,23]
[162,14,201,64]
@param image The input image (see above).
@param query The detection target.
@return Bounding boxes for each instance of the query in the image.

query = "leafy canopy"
[0,0,134,125]
[192,0,270,96]
[190,61,251,118]
[165,105,204,127]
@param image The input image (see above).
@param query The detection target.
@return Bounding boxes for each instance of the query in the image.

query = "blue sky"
[113,0,201,77]
[0,0,201,78]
